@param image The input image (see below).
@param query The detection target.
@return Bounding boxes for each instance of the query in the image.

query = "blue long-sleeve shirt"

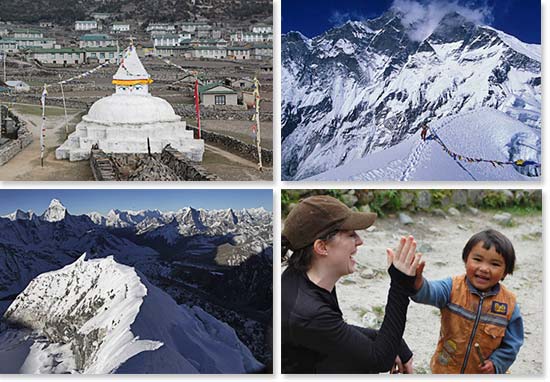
[412,277,524,373]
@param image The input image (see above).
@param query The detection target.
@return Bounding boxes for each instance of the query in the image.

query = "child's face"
[465,241,506,291]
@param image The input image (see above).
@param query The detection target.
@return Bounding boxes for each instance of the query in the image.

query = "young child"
[412,229,524,374]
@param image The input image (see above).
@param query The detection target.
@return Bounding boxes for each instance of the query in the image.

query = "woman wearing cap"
[282,195,422,374]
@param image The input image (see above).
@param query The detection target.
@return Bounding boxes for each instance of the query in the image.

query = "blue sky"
[282,0,541,44]
[0,189,273,215]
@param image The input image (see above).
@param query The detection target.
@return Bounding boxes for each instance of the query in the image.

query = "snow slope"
[0,255,263,374]
[310,108,540,181]
[282,10,541,180]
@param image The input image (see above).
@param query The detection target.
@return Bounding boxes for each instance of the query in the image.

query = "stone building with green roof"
[199,83,238,106]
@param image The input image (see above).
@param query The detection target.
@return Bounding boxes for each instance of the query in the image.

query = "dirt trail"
[0,106,92,181]
[336,210,542,375]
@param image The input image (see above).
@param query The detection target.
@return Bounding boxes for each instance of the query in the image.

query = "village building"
[84,46,118,64]
[226,46,250,60]
[79,34,115,48]
[111,22,131,33]
[199,39,227,48]
[199,83,238,106]
[75,20,98,31]
[15,37,56,49]
[0,39,18,53]
[178,21,209,33]
[211,29,222,39]
[146,23,176,34]
[56,44,204,162]
[92,13,112,21]
[252,44,272,60]
[231,77,255,90]
[153,34,181,47]
[195,25,212,39]
[0,27,9,37]
[13,29,43,38]
[230,31,271,43]
[154,45,188,58]
[28,47,85,65]
[5,80,30,92]
[39,21,55,28]
[251,23,272,34]
[191,46,226,59]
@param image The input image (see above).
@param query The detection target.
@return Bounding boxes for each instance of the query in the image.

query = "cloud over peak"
[391,0,493,41]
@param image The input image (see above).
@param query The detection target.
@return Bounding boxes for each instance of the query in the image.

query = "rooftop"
[79,34,113,41]
[199,83,236,94]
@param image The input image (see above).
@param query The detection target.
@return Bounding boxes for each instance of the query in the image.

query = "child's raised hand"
[386,236,423,276]
[479,360,495,374]
[414,257,426,290]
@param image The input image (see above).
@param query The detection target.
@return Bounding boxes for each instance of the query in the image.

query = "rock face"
[282,10,541,180]
[56,45,204,162]
[2,255,263,374]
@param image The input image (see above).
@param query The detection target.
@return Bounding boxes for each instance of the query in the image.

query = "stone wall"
[186,125,272,166]
[174,104,273,122]
[90,145,218,181]
[0,120,33,166]
[4,94,91,110]
[161,145,219,181]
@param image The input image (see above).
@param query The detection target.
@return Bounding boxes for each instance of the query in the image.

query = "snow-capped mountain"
[2,209,36,221]
[0,200,273,372]
[0,200,159,301]
[282,10,541,180]
[0,200,272,301]
[91,207,273,255]
[1,255,263,374]
[41,199,67,222]
[310,108,540,181]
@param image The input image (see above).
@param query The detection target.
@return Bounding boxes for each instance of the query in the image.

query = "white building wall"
[75,21,98,31]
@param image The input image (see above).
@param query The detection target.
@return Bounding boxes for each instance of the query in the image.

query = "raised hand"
[386,236,423,276]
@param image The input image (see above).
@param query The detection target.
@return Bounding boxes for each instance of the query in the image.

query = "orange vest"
[431,275,516,374]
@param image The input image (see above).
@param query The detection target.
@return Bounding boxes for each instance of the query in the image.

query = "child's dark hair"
[462,229,515,275]
[282,230,339,272]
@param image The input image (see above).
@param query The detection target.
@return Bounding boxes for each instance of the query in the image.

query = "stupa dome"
[84,94,181,124]
[56,44,204,162]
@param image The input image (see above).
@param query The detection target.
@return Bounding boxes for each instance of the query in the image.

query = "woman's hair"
[282,230,339,272]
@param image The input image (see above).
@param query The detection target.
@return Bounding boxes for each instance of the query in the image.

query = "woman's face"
[325,230,364,276]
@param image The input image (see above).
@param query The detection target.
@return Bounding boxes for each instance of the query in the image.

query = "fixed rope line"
[429,129,540,168]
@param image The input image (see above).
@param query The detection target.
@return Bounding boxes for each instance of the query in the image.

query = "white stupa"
[56,45,204,162]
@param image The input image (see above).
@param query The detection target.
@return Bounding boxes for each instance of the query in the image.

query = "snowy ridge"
[310,108,540,181]
[282,10,541,180]
[1,255,263,374]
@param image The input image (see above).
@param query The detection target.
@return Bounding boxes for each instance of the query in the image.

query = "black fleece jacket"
[281,265,416,374]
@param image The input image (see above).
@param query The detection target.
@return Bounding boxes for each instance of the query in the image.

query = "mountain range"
[0,199,273,373]
[282,9,541,180]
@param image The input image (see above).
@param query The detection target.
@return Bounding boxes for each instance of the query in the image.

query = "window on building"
[215,95,226,105]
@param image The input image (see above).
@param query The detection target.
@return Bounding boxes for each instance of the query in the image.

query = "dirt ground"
[0,104,93,181]
[335,210,543,375]
[197,119,273,150]
[0,104,272,181]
